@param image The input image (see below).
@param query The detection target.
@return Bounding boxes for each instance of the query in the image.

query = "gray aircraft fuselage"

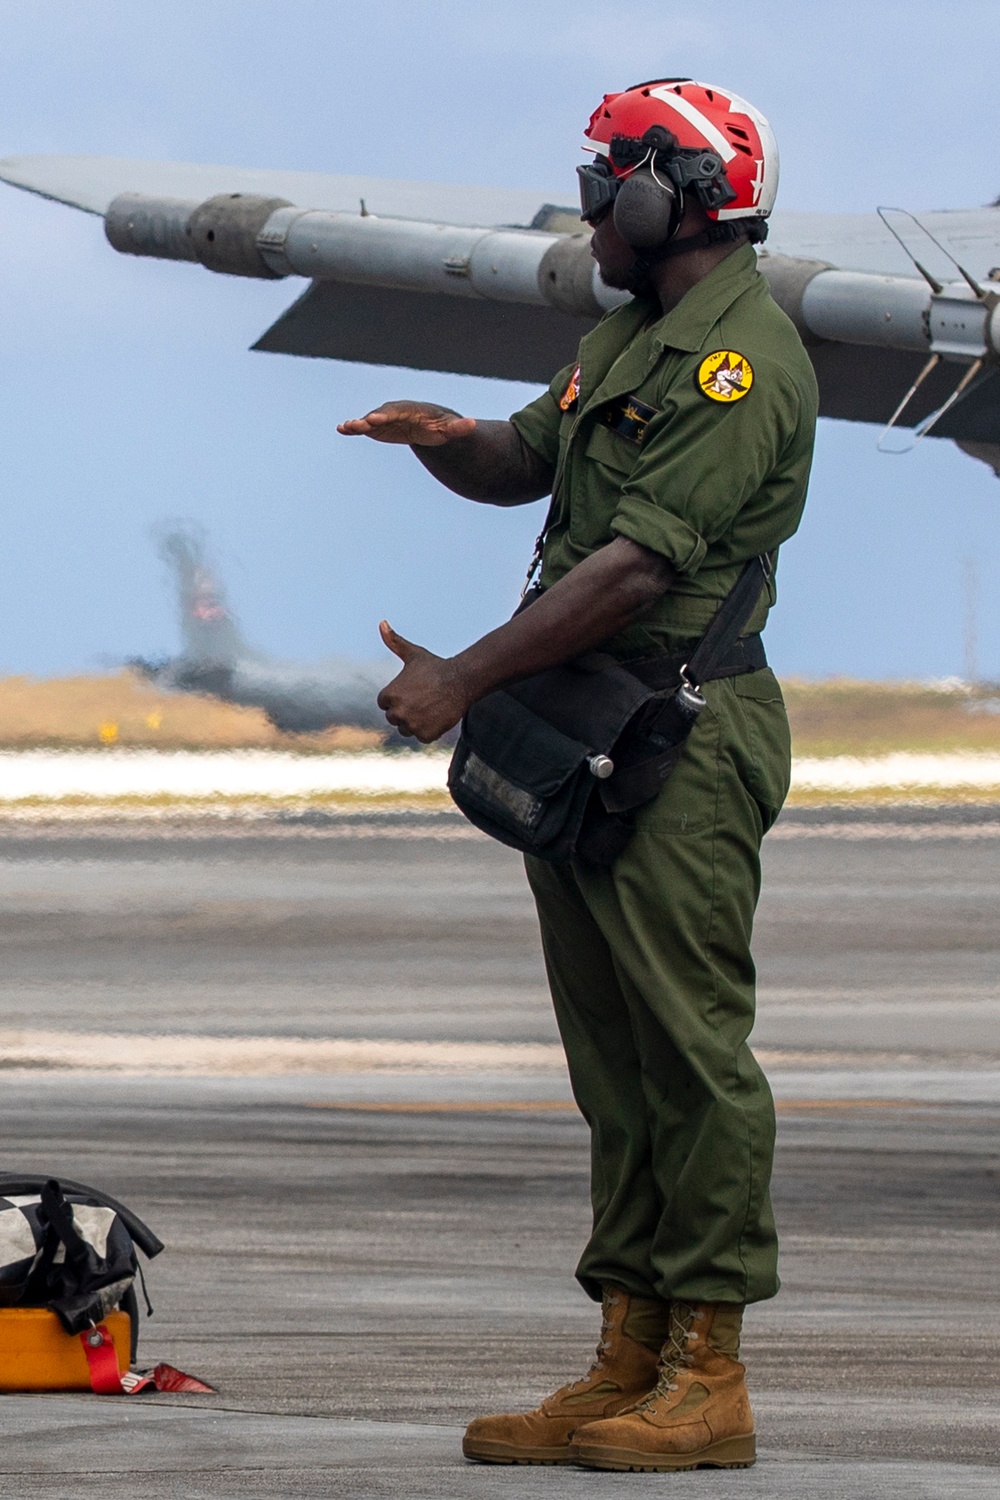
[146,655,391,735]
[137,527,393,736]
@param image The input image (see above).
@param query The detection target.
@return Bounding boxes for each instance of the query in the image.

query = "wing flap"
[253,280,595,384]
[809,342,1000,442]
[254,277,1000,441]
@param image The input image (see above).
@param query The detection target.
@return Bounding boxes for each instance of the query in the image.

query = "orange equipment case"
[0,1307,131,1391]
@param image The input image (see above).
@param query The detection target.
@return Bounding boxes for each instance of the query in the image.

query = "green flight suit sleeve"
[508,361,575,468]
[610,354,803,575]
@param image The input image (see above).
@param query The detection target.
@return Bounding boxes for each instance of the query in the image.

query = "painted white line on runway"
[2,1032,999,1107]
[0,811,998,841]
[769,820,1000,839]
[4,748,1000,805]
[0,814,486,839]
[792,751,1000,791]
[0,1030,566,1074]
[0,748,451,800]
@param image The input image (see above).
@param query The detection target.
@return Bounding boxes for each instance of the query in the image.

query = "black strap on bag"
[685,553,774,688]
[0,1173,163,1365]
[448,554,772,865]
[0,1174,164,1260]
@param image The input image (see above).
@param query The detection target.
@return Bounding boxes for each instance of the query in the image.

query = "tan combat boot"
[570,1301,755,1472]
[462,1286,669,1465]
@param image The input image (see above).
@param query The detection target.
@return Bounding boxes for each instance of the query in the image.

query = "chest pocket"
[566,418,645,551]
[584,420,644,474]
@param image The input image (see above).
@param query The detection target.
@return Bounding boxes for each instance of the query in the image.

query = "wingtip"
[0,153,108,214]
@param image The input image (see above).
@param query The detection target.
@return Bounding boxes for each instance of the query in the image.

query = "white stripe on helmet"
[695,83,779,215]
[647,85,738,163]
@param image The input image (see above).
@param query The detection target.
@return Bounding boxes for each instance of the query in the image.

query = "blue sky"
[1,0,998,680]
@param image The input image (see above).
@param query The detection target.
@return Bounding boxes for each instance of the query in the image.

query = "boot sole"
[571,1433,756,1472]
[463,1437,571,1465]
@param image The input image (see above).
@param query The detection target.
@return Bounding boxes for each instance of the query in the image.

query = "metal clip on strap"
[81,1325,125,1394]
[80,1326,217,1396]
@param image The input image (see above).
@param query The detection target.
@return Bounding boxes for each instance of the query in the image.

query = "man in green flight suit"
[339,78,817,1473]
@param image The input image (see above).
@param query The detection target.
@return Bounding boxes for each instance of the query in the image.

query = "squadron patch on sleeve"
[697,350,754,403]
[559,364,581,412]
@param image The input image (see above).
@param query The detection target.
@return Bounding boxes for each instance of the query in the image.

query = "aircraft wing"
[5,152,998,274]
[0,152,567,228]
[2,153,999,461]
[768,207,1000,281]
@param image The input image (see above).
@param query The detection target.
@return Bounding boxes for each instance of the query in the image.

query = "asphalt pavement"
[0,806,998,1497]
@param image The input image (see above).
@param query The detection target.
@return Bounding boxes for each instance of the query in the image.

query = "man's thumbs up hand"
[377,621,470,743]
[379,621,427,666]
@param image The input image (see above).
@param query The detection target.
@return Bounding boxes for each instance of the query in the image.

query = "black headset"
[612,164,681,250]
[614,126,736,249]
[578,125,739,255]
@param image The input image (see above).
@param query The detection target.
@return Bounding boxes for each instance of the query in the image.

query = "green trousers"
[525,668,791,1307]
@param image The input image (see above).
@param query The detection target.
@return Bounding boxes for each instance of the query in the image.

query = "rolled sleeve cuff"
[610,495,708,575]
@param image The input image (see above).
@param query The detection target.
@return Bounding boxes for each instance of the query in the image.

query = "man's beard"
[598,258,656,297]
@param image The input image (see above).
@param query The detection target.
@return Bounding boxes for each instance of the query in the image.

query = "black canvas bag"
[0,1174,163,1360]
[448,556,770,865]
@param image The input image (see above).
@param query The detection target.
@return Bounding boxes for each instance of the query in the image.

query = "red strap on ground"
[149,1363,215,1393]
[81,1326,215,1395]
[80,1326,125,1394]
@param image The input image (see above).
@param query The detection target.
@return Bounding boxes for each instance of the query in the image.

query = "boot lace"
[564,1290,620,1391]
[634,1301,701,1409]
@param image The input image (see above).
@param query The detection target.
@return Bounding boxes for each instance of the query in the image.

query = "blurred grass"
[0,670,383,751]
[781,678,1000,757]
[2,670,1000,758]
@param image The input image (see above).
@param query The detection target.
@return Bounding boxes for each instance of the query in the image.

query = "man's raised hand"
[337,401,477,447]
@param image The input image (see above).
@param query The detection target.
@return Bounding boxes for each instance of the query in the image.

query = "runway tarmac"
[0,806,998,1496]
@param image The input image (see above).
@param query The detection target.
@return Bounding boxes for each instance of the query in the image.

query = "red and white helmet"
[583,79,778,230]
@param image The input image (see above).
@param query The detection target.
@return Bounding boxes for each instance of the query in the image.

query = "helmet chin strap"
[624,219,763,294]
[658,218,759,259]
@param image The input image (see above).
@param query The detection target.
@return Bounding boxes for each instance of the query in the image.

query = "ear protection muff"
[607,123,736,254]
[612,167,681,251]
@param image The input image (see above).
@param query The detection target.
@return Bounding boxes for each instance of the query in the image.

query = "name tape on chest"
[697,350,754,404]
[599,393,658,444]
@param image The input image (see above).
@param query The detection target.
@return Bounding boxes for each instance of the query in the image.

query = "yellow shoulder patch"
[697,350,754,404]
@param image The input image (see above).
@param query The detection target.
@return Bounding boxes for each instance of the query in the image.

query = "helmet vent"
[586,81,776,221]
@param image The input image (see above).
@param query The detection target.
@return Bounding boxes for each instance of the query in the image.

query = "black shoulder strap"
[684,554,772,689]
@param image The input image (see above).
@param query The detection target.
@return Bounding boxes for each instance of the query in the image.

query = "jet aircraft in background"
[135,527,393,736]
[1,145,999,472]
